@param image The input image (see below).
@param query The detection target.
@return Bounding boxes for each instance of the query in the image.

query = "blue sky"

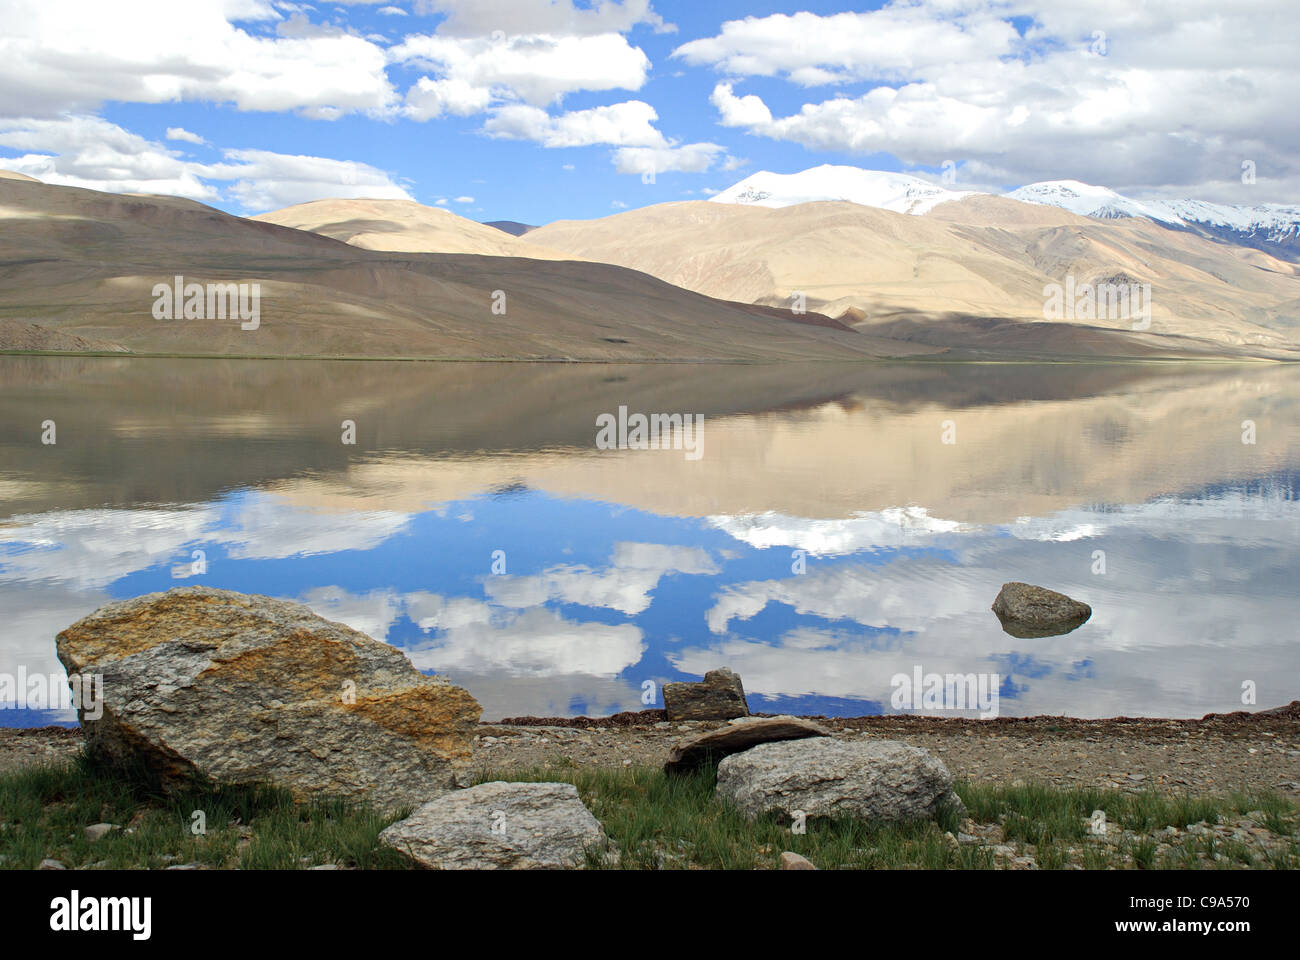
[1,1,1295,222]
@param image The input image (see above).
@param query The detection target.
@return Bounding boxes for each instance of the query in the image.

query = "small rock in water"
[991,582,1091,638]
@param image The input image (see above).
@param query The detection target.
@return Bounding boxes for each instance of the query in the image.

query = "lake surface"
[1,356,1297,724]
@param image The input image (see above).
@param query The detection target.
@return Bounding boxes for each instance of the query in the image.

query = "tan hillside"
[252,197,580,261]
[525,199,1300,358]
[0,169,40,183]
[0,177,914,362]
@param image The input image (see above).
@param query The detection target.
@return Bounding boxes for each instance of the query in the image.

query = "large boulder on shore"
[664,715,831,774]
[55,587,480,810]
[991,582,1091,638]
[379,781,606,869]
[662,668,749,720]
[716,738,964,824]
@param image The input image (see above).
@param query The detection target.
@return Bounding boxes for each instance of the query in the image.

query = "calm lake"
[2,356,1297,724]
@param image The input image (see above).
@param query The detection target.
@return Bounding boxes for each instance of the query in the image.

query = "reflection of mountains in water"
[1,356,1298,525]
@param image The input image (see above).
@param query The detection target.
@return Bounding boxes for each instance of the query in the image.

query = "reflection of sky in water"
[2,474,1297,724]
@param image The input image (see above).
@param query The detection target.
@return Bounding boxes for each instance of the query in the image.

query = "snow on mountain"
[1006,181,1300,256]
[1003,180,1185,224]
[709,165,1300,258]
[708,164,975,215]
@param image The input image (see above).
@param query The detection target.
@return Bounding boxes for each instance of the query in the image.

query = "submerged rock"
[664,715,831,774]
[991,582,1092,638]
[56,586,481,811]
[716,738,965,824]
[379,781,606,869]
[662,668,749,720]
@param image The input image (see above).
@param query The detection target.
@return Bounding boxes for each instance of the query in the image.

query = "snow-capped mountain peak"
[708,164,975,215]
[1003,180,1185,224]
[708,164,1299,259]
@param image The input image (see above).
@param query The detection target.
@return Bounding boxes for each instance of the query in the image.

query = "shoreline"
[7,702,1298,797]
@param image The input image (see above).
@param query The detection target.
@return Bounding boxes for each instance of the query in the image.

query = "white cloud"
[403,76,493,119]
[377,4,406,14]
[165,127,208,145]
[709,83,771,128]
[679,1,1300,199]
[0,0,398,119]
[483,100,665,148]
[452,194,474,203]
[391,31,650,110]
[614,141,726,176]
[415,0,673,37]
[0,116,221,201]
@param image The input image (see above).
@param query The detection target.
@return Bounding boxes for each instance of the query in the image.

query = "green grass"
[0,751,408,870]
[2,752,1296,869]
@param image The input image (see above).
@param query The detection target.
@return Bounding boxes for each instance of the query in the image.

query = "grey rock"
[379,781,606,870]
[56,587,481,812]
[662,668,748,720]
[664,715,831,774]
[84,822,118,842]
[991,582,1091,638]
[716,738,965,824]
[779,851,817,870]
[38,858,67,870]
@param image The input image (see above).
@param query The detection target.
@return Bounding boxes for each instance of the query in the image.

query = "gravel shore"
[7,702,1298,797]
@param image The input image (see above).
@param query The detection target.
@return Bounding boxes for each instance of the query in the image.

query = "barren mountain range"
[1,165,1297,361]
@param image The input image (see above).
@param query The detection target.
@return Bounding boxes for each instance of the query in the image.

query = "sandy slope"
[525,199,1300,358]
[252,198,580,261]
[0,177,911,361]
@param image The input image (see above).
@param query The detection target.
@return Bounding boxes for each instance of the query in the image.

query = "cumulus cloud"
[414,0,674,37]
[483,100,666,148]
[0,115,222,201]
[678,0,1300,200]
[391,31,651,109]
[0,0,398,119]
[613,141,727,176]
[165,127,208,145]
[710,83,772,128]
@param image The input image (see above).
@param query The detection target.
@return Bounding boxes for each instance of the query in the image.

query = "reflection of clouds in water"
[0,506,214,588]
[0,582,109,718]
[0,493,412,589]
[442,672,646,723]
[697,494,1300,717]
[217,497,411,560]
[484,541,718,615]
[297,589,646,680]
[300,586,404,642]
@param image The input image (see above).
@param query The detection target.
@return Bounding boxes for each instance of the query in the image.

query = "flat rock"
[56,587,481,811]
[662,668,749,721]
[379,781,606,870]
[664,715,831,774]
[716,738,965,824]
[84,823,118,842]
[779,851,817,870]
[991,582,1091,638]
